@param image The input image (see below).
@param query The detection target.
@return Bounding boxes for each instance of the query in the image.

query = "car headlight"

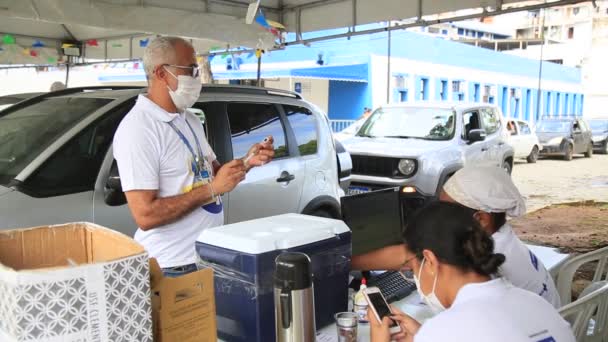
[398,159,417,177]
[547,137,563,146]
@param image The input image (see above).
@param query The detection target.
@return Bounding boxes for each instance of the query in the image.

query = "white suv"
[342,103,514,197]
[0,86,350,236]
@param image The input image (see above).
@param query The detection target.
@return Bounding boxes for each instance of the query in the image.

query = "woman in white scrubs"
[369,202,574,342]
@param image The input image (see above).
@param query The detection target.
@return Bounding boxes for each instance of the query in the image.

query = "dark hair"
[404,202,505,277]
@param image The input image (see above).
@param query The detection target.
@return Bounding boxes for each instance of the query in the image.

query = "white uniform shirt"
[493,223,561,308]
[415,279,575,342]
[113,95,223,268]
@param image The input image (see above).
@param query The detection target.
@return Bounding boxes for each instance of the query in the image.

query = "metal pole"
[535,9,546,124]
[386,21,392,103]
[65,60,70,87]
[257,53,262,87]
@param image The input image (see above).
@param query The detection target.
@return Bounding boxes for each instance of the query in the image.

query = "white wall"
[370,54,582,124]
[264,77,329,114]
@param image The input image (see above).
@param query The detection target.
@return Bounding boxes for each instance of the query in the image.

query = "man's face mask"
[163,65,202,112]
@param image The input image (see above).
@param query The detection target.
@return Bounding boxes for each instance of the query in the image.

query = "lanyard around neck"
[167,119,204,162]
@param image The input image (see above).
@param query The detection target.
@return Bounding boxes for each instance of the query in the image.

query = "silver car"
[0,86,350,235]
[342,103,514,197]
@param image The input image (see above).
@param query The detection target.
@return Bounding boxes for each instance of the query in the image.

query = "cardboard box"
[150,259,217,342]
[0,222,152,342]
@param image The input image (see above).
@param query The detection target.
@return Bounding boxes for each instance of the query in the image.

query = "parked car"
[506,119,542,163]
[0,92,43,111]
[537,117,593,161]
[334,117,367,142]
[0,85,350,235]
[341,103,514,197]
[588,118,608,154]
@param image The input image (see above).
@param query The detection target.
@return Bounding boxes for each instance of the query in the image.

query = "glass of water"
[335,312,358,342]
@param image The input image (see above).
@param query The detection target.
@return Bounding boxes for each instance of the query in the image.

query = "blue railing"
[330,120,356,133]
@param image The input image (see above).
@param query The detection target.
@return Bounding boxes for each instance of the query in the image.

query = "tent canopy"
[0,0,588,64]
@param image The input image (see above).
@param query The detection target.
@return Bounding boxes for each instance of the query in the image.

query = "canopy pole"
[256,49,262,87]
[386,21,392,103]
[65,61,70,87]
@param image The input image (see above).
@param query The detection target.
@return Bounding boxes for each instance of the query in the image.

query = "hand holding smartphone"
[363,286,402,334]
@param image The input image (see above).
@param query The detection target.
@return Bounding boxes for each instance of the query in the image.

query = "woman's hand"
[369,308,393,342]
[388,306,421,342]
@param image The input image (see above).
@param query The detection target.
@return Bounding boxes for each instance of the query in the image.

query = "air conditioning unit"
[513,89,522,99]
[489,87,497,97]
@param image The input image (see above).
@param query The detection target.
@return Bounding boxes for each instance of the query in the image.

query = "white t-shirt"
[113,95,223,268]
[493,223,561,308]
[415,278,574,342]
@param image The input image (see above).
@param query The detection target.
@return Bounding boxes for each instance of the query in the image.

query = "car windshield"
[341,118,367,135]
[0,97,112,185]
[357,107,456,140]
[589,120,608,133]
[537,121,571,133]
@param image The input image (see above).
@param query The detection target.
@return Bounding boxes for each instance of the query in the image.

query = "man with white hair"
[440,166,561,308]
[113,36,274,276]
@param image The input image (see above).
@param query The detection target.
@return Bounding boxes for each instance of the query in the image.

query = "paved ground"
[512,153,608,212]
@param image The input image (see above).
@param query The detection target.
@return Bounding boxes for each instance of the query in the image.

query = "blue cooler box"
[196,214,351,342]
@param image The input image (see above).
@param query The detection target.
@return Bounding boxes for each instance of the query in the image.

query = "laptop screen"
[341,187,404,256]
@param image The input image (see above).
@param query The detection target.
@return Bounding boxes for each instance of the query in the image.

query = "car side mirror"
[104,161,127,206]
[468,129,487,143]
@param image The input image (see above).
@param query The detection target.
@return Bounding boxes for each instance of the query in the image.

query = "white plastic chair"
[558,283,608,342]
[556,246,608,306]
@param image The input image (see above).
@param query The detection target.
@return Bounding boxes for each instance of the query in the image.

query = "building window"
[453,81,464,101]
[568,27,574,39]
[458,28,464,35]
[442,29,448,35]
[440,80,448,101]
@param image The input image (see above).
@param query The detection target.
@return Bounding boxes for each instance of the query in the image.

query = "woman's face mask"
[413,257,446,314]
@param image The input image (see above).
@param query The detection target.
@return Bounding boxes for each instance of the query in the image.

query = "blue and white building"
[211,25,584,125]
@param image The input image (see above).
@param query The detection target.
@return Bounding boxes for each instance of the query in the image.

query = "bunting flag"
[29,50,38,57]
[47,57,57,64]
[3,34,16,45]
[32,40,45,48]
[133,62,139,69]
[220,53,228,60]
[255,49,263,59]
[139,38,149,48]
[87,39,99,47]
[22,48,30,56]
[61,43,74,48]
[208,55,215,62]
[196,56,203,64]
[266,20,285,30]
[255,9,271,29]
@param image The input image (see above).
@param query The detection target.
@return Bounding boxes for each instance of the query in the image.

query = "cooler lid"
[197,214,350,254]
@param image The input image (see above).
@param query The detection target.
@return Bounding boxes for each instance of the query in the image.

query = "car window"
[0,97,112,186]
[519,121,532,135]
[462,110,481,140]
[20,100,134,197]
[481,108,500,135]
[359,107,456,141]
[284,105,318,156]
[226,103,288,159]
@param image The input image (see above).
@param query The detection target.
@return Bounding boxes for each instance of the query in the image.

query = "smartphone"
[363,286,402,334]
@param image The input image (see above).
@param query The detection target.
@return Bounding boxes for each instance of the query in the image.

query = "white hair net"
[443,166,526,217]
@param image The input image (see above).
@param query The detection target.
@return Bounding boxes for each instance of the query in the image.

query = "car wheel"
[502,160,512,175]
[308,208,334,219]
[584,144,593,158]
[526,146,539,164]
[564,144,574,161]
